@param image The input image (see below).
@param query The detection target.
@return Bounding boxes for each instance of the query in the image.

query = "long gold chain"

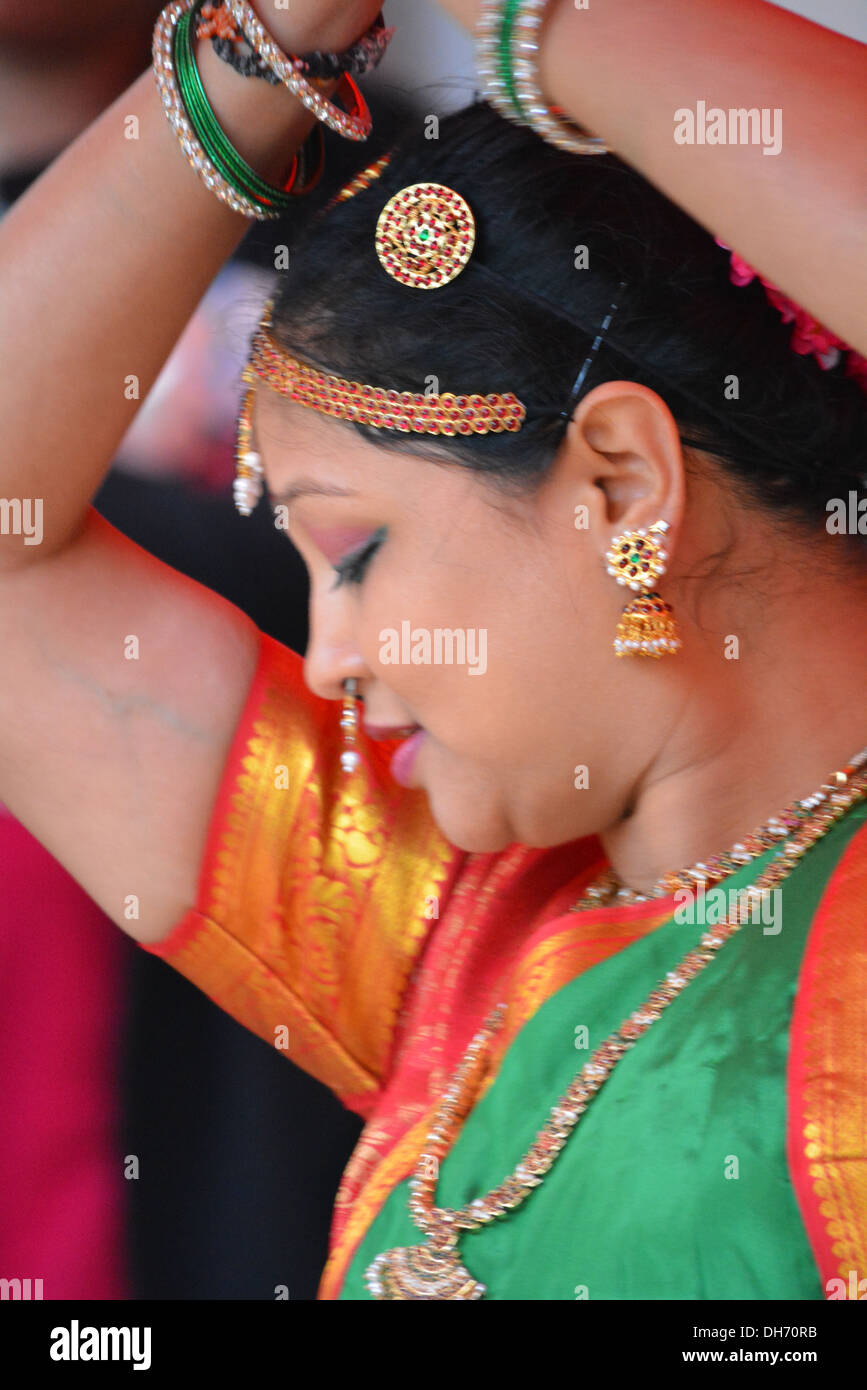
[364,745,867,1299]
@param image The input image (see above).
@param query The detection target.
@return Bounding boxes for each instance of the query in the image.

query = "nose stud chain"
[340,678,362,773]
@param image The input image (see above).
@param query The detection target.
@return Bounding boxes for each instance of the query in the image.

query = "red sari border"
[788,819,867,1299]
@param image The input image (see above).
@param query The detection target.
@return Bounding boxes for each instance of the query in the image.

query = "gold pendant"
[364,1238,487,1300]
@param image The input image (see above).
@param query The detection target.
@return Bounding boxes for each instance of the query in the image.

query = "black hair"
[267,100,866,551]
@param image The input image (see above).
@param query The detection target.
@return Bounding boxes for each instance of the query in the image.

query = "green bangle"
[495,0,527,122]
[476,0,608,156]
[175,3,295,213]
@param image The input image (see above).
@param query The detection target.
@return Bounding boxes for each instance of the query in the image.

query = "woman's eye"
[331,527,386,589]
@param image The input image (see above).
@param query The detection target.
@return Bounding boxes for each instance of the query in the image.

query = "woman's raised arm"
[0,6,371,567]
[437,0,867,358]
[0,2,380,942]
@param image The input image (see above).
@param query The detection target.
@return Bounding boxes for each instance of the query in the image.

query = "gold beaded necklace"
[364,745,867,1299]
[572,757,863,908]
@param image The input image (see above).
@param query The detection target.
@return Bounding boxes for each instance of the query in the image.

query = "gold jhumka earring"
[605,519,681,657]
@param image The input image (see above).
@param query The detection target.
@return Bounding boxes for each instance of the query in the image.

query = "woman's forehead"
[255,393,412,504]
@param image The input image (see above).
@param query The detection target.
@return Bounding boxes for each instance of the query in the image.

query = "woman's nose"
[302,598,368,703]
[304,649,368,703]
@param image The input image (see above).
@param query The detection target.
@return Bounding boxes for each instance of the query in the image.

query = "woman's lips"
[363,723,420,740]
[387,729,427,787]
[361,722,426,786]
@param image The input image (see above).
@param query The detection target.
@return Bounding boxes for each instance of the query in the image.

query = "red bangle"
[292,127,325,196]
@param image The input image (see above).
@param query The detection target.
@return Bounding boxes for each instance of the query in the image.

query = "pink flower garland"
[715,238,867,392]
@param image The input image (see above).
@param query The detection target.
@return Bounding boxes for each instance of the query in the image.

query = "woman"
[0,0,864,1300]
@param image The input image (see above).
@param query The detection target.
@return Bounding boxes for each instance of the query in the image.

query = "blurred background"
[0,0,862,1301]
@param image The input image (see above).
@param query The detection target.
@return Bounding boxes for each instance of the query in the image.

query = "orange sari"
[141,628,867,1298]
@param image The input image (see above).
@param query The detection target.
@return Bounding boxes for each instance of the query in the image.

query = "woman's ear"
[544,380,687,549]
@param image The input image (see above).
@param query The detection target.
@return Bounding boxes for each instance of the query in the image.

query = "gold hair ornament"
[329,152,393,207]
[375,183,476,288]
[243,302,524,434]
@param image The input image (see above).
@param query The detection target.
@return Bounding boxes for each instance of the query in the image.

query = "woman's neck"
[598,556,867,895]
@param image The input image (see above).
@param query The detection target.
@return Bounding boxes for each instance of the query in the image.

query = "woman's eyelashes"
[330,526,387,589]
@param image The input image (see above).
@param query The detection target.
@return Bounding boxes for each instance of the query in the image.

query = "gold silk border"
[145,905,389,1099]
[788,820,867,1297]
[145,631,459,1111]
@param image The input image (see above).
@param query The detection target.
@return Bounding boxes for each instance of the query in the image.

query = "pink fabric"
[0,804,129,1298]
[715,236,867,387]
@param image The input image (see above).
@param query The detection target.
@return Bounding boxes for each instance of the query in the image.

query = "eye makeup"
[303,524,380,566]
[330,526,387,588]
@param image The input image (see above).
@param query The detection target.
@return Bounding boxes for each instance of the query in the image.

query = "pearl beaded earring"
[340,678,362,772]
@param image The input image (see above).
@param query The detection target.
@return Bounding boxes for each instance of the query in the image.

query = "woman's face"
[255,388,680,854]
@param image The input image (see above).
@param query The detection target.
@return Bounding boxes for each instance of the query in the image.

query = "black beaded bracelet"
[297,13,393,80]
[211,32,281,83]
[206,8,392,86]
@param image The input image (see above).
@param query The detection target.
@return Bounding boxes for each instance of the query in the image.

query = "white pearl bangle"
[153,2,274,219]
[224,0,373,142]
[475,0,608,156]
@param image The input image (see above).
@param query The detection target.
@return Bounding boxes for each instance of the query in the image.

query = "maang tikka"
[605,519,681,657]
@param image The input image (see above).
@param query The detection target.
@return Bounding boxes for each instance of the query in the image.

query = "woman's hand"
[251,0,386,56]
[432,0,867,359]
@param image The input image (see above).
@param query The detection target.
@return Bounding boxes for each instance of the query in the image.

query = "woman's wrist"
[194,30,336,185]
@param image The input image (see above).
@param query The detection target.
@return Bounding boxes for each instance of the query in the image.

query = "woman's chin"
[442,824,514,854]
[424,790,515,854]
[423,778,592,854]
